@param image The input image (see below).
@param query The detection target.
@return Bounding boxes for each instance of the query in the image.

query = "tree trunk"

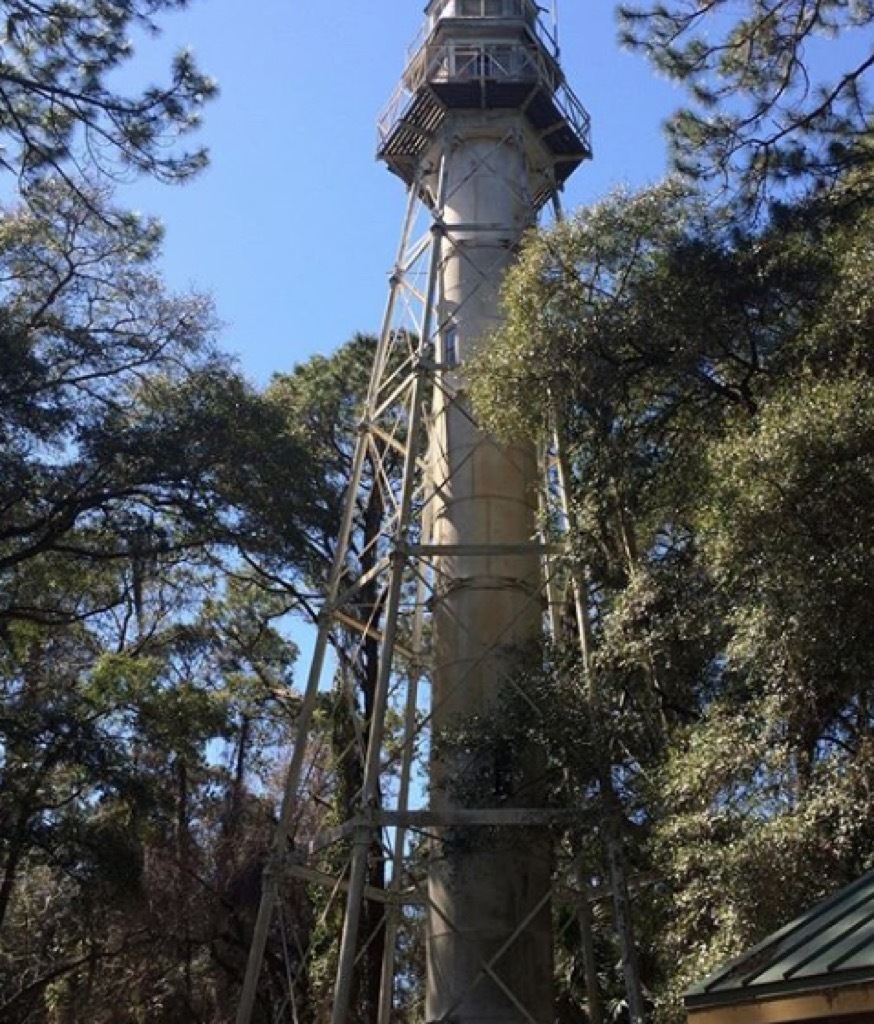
[574,865,604,1024]
[0,803,32,935]
[556,428,647,1024]
[0,833,25,935]
[603,799,646,1024]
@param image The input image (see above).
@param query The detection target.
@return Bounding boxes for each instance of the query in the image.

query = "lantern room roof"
[425,0,539,21]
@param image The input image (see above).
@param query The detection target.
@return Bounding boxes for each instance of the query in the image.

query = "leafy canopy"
[619,0,874,205]
[0,0,217,191]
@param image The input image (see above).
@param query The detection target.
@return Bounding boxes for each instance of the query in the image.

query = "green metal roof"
[685,868,874,1011]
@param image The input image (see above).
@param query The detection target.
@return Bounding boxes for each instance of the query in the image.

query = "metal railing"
[409,41,544,89]
[406,0,560,62]
[377,40,591,157]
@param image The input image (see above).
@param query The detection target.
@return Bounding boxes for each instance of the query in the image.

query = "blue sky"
[124,0,684,385]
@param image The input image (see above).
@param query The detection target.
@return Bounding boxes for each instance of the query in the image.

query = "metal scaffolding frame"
[236,6,594,1022]
[235,153,596,1024]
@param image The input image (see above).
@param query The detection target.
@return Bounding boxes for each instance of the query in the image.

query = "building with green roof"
[685,869,874,1024]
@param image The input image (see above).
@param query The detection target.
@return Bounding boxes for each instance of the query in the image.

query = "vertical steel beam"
[235,164,435,1024]
[330,155,449,1024]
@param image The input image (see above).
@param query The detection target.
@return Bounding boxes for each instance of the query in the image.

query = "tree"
[0,7,344,1022]
[263,334,381,595]
[0,0,216,193]
[653,370,874,1021]
[0,174,333,1021]
[618,0,874,206]
[0,571,303,1024]
[469,172,874,1021]
[0,178,324,628]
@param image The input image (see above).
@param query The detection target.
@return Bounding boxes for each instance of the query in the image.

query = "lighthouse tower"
[379,2,590,1021]
[236,4,590,1023]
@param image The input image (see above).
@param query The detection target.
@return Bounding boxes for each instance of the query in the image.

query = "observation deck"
[377,0,592,204]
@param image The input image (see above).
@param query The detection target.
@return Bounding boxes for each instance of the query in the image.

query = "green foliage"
[0,131,326,1024]
[266,332,379,582]
[470,181,711,442]
[702,373,874,740]
[0,262,384,1018]
[652,698,874,1021]
[469,170,874,1021]
[0,569,302,1022]
[618,0,874,205]
[0,6,345,1021]
[0,178,322,628]
[431,642,599,811]
[0,0,216,190]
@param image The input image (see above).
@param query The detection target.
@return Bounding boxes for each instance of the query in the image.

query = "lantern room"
[425,0,541,32]
[377,0,591,200]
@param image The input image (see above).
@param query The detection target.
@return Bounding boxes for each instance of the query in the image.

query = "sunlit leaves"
[618,0,874,206]
[470,171,874,1020]
[701,374,874,742]
[0,0,217,190]
[470,181,713,442]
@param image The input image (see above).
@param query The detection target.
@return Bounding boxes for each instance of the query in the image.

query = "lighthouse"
[378,2,589,1019]
[236,3,589,1023]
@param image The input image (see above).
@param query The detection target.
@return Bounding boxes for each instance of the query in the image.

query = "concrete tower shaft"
[378,4,591,1021]
[427,120,550,1024]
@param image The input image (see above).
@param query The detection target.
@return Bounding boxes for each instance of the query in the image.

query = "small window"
[443,325,458,369]
[458,0,506,15]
